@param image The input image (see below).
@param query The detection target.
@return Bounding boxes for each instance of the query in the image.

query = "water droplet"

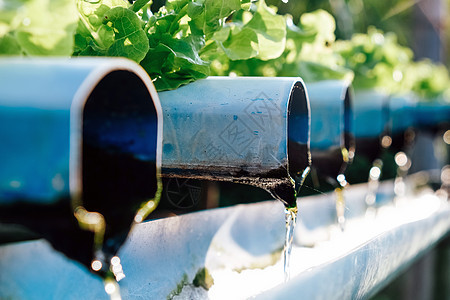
[9,180,21,188]
[381,135,392,148]
[369,166,381,180]
[52,173,65,191]
[443,130,450,145]
[92,260,102,271]
[105,282,116,294]
[393,70,403,82]
[111,256,121,266]
[104,278,122,300]
[394,152,408,167]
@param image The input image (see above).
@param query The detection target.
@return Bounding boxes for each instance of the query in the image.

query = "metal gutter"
[0,177,448,300]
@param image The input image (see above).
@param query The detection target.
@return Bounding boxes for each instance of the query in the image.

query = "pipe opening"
[82,70,158,254]
[300,81,352,193]
[287,81,311,178]
[343,86,355,165]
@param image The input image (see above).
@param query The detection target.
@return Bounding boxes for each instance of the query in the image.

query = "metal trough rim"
[1,174,449,300]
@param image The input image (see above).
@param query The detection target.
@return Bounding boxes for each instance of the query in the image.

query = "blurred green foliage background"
[267,0,450,66]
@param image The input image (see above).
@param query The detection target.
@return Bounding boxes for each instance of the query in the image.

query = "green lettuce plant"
[209,8,353,83]
[334,27,450,101]
[1,0,449,99]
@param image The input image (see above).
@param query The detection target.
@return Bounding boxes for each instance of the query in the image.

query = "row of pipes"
[0,57,449,279]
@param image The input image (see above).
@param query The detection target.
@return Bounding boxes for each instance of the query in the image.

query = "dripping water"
[104,277,122,300]
[74,207,126,300]
[393,152,411,201]
[266,166,310,282]
[283,206,297,282]
[335,173,348,231]
[365,159,383,216]
[295,166,311,195]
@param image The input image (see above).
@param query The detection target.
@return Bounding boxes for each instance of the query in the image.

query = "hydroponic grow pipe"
[413,100,450,132]
[353,90,390,160]
[344,90,390,186]
[0,57,162,270]
[305,80,354,187]
[157,77,311,207]
[410,99,450,174]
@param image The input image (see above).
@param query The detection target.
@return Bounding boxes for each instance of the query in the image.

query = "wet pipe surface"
[0,147,158,273]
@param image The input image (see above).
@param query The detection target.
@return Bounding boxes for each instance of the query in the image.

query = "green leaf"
[245,0,286,60]
[141,34,209,91]
[240,0,253,11]
[187,2,203,19]
[140,41,171,75]
[298,61,352,82]
[217,25,258,60]
[130,0,152,13]
[0,33,22,55]
[189,0,241,38]
[212,0,286,61]
[299,9,335,45]
[0,0,78,56]
[74,0,128,56]
[212,26,231,43]
[104,7,149,62]
[286,18,316,45]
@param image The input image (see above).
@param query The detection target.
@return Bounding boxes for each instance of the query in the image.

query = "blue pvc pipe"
[413,100,450,129]
[388,94,417,135]
[306,80,352,151]
[353,90,390,139]
[0,57,162,205]
[158,77,311,205]
[305,80,354,182]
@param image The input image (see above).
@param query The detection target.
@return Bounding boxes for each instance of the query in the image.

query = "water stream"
[335,187,346,231]
[74,197,160,300]
[265,166,310,282]
[365,159,383,216]
[74,206,124,299]
[335,173,349,231]
[393,152,411,200]
[283,206,297,282]
[104,277,122,300]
